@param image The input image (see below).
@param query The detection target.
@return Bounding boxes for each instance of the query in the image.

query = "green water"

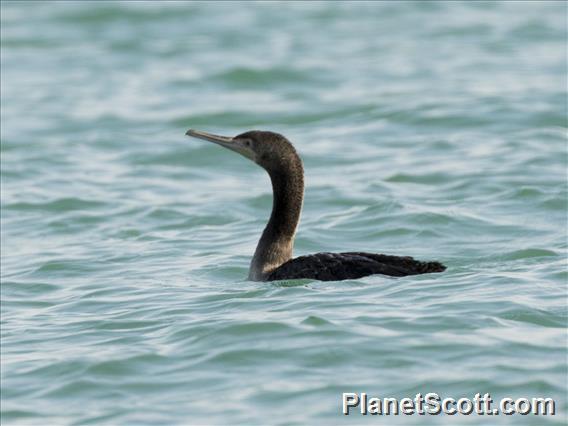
[1,1,566,425]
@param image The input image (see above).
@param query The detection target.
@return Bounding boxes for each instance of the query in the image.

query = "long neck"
[249,157,304,281]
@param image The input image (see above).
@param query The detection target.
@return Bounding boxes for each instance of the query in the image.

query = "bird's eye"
[244,140,252,147]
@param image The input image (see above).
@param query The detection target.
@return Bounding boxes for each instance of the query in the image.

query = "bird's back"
[266,252,446,281]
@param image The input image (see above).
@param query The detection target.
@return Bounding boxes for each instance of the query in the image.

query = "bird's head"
[185,129,301,173]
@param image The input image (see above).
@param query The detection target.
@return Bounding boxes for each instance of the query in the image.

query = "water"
[1,1,566,424]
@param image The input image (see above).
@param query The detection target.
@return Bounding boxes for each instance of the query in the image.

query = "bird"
[186,129,446,282]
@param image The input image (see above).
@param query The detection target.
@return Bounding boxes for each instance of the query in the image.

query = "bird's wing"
[266,252,446,282]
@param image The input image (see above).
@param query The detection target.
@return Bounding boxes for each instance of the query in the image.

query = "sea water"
[1,1,566,424]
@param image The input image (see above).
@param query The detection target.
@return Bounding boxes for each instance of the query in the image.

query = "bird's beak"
[185,128,254,161]
[185,129,235,147]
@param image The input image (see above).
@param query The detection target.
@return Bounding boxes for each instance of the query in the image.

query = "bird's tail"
[415,260,446,274]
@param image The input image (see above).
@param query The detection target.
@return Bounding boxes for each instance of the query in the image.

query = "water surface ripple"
[1,1,566,425]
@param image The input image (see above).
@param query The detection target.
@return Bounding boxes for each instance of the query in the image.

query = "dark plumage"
[185,129,446,282]
[267,252,446,281]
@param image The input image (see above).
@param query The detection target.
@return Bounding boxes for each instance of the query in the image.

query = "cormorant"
[186,129,446,282]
